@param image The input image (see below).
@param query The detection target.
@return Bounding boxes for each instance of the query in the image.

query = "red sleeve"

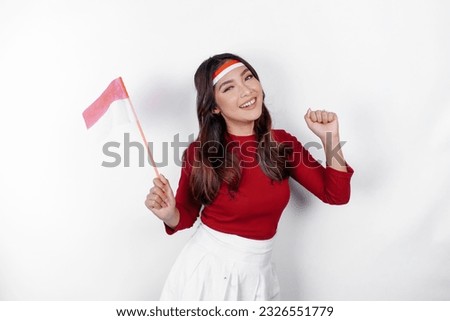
[274,129,354,205]
[164,143,202,235]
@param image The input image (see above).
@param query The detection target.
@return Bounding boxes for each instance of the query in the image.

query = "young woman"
[145,53,354,300]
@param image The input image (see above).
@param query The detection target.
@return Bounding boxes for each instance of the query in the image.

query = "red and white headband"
[212,59,245,86]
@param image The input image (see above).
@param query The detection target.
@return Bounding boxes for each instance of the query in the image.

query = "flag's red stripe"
[82,77,129,129]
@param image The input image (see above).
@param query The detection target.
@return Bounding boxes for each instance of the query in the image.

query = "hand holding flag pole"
[82,77,160,177]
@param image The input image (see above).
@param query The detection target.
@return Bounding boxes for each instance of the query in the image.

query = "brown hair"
[189,53,291,204]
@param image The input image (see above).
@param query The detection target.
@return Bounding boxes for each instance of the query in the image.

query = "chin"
[249,108,263,121]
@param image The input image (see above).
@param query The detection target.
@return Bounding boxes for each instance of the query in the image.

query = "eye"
[223,86,234,93]
[245,73,254,81]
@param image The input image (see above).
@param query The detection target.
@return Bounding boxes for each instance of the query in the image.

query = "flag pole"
[119,78,160,178]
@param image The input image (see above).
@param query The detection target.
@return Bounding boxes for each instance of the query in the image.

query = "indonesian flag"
[82,77,129,129]
[82,77,160,176]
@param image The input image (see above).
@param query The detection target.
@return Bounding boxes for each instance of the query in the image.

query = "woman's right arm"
[145,144,202,234]
[145,174,180,229]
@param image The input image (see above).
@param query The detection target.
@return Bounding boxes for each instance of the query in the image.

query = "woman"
[145,53,354,300]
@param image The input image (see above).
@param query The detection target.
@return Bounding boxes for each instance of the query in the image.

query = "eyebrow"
[218,68,250,91]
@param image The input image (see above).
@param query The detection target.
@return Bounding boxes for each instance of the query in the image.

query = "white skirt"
[160,223,280,301]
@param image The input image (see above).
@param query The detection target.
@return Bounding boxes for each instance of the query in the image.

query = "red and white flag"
[82,77,159,176]
[82,77,129,129]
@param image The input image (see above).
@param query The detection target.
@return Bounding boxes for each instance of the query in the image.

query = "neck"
[227,123,255,136]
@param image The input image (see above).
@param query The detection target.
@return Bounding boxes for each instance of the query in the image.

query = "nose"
[239,83,252,98]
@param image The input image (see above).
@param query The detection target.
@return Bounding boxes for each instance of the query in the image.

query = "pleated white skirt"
[160,223,280,301]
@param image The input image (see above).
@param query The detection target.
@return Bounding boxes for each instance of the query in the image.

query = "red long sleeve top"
[165,129,354,240]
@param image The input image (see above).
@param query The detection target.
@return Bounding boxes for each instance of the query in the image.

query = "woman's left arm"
[274,109,353,205]
[304,109,347,172]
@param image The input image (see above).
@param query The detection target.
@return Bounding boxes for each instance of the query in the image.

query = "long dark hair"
[189,53,291,204]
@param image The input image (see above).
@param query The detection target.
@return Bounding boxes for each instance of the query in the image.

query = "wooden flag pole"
[119,78,160,178]
[128,97,160,178]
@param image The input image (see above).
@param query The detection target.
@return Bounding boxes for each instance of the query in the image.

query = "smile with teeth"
[239,98,256,109]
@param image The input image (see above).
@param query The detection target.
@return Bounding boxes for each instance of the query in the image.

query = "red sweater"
[165,129,354,240]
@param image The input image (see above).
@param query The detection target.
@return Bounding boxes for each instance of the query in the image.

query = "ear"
[212,106,221,114]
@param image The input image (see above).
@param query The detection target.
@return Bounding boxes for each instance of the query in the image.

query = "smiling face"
[213,64,264,136]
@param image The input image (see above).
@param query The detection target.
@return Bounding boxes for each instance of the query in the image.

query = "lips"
[239,98,256,109]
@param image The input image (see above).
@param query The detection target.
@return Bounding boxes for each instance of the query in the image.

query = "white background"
[0,0,449,300]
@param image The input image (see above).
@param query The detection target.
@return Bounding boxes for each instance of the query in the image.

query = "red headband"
[212,59,244,86]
